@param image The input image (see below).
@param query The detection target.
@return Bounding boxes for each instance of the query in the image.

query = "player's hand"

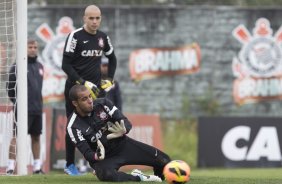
[84,81,100,99]
[94,140,105,160]
[101,79,114,92]
[107,120,126,140]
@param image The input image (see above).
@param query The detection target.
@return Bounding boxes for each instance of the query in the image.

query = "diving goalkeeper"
[66,84,171,182]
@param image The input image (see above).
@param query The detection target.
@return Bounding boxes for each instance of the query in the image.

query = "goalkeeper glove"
[94,140,105,160]
[107,120,127,140]
[84,81,100,99]
[77,80,100,99]
[101,79,114,92]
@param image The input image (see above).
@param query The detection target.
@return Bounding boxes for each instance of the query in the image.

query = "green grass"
[3,120,281,183]
[2,168,282,184]
[162,119,198,168]
[192,168,282,184]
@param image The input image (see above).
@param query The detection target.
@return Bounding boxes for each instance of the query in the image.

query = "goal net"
[0,0,28,175]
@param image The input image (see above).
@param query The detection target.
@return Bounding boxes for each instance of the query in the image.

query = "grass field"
[2,168,282,184]
[2,120,281,183]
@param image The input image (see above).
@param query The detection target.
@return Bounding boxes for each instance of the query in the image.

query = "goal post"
[16,0,28,175]
[0,0,28,176]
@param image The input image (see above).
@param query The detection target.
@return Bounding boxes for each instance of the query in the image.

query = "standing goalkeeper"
[62,4,117,175]
[67,84,171,182]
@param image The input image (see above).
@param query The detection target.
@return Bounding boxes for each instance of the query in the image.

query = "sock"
[33,159,42,171]
[7,159,15,171]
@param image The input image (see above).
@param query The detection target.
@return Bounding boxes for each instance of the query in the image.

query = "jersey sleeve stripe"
[109,106,118,117]
[65,28,82,52]
[104,47,113,55]
[67,113,78,144]
[104,36,114,55]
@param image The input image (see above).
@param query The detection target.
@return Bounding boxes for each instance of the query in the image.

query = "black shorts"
[28,114,42,136]
[13,113,42,136]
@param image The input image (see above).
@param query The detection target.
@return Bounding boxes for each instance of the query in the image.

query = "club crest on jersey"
[98,38,104,48]
[97,111,108,120]
[39,68,44,76]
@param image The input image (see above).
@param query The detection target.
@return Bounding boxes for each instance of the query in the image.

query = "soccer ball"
[163,160,191,184]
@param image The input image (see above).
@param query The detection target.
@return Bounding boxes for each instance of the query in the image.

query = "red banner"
[129,43,201,82]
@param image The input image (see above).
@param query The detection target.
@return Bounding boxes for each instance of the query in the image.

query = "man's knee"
[31,135,40,142]
[156,152,171,166]
[95,168,116,181]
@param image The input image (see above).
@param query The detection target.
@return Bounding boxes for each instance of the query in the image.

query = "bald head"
[84,5,101,16]
[83,5,102,34]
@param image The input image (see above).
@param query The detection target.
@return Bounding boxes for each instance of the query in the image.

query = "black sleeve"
[67,126,97,163]
[62,54,82,83]
[61,32,83,83]
[114,82,122,111]
[76,140,97,163]
[103,98,131,134]
[6,65,16,104]
[106,52,117,79]
[103,35,116,80]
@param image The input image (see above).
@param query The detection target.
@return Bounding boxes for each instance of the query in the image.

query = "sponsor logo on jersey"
[76,129,85,141]
[69,38,77,53]
[81,50,103,57]
[91,136,95,142]
[90,130,102,142]
[98,37,104,48]
[232,18,282,105]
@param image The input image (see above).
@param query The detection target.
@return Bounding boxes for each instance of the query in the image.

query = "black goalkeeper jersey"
[62,28,116,85]
[66,98,132,164]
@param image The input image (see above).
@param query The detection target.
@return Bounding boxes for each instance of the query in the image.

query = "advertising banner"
[129,43,201,82]
[198,117,282,168]
[36,17,75,103]
[232,18,282,105]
